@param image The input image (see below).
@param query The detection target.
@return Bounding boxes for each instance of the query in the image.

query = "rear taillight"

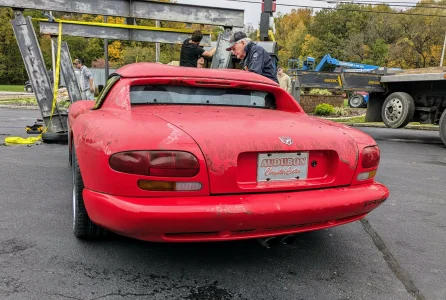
[362,146,380,169]
[109,151,199,177]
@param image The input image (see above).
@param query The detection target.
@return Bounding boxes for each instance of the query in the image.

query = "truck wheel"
[348,94,364,108]
[26,85,33,93]
[440,109,446,146]
[72,148,106,239]
[382,92,415,128]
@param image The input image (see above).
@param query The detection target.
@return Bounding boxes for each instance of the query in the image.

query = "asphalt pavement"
[0,108,445,300]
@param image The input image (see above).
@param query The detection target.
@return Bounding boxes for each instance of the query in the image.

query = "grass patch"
[330,116,438,128]
[0,97,72,108]
[405,122,437,127]
[0,85,25,93]
[344,99,348,107]
[331,115,366,123]
[0,97,37,105]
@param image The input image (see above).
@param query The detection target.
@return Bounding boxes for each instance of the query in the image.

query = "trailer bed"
[381,67,446,83]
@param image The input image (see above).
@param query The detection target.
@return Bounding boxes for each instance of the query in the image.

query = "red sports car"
[68,63,389,246]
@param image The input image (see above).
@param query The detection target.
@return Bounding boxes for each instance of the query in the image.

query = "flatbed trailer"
[291,67,446,146]
[365,68,446,145]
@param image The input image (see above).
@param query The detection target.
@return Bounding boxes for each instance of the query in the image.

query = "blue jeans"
[82,90,95,100]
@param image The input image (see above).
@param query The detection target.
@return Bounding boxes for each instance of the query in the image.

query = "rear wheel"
[72,148,106,239]
[68,132,72,166]
[25,85,33,93]
[440,109,446,146]
[382,92,415,128]
[69,145,72,166]
[42,132,68,144]
[348,93,365,108]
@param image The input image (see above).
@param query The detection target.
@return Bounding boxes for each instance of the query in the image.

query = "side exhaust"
[258,235,297,248]
[258,236,279,249]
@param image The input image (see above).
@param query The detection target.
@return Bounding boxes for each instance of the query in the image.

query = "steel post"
[155,20,161,63]
[50,11,56,83]
[294,76,301,104]
[104,16,109,85]
[440,31,446,67]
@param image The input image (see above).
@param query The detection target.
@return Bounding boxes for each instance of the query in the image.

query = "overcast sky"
[176,0,328,28]
[176,0,420,28]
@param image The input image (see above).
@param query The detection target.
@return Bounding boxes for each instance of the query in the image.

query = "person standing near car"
[180,30,216,68]
[277,67,292,93]
[226,31,278,83]
[73,59,95,100]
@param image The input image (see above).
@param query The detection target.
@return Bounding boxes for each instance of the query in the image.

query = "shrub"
[59,100,71,108]
[308,89,332,96]
[314,103,335,116]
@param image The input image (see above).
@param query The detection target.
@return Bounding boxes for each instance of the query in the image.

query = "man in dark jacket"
[226,31,278,83]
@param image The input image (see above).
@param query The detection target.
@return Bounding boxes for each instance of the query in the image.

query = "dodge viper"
[68,63,389,245]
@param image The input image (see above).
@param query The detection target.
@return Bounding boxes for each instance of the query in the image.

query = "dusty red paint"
[149,105,361,194]
[117,63,280,86]
[69,62,389,242]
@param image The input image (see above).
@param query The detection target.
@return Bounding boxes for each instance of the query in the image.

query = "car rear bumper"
[83,182,389,242]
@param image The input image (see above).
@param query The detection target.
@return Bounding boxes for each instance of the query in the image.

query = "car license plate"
[257,152,309,182]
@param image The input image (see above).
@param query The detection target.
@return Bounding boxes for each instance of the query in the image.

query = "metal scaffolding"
[0,0,245,143]
[0,0,244,27]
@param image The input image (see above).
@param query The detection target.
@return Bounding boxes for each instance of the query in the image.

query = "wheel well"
[385,83,446,125]
[387,82,446,107]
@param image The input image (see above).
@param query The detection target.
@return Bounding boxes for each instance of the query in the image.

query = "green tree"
[342,33,369,62]
[0,8,45,84]
[274,9,312,67]
[368,39,389,67]
[121,44,155,65]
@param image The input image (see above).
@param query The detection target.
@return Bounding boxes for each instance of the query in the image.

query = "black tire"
[42,132,68,144]
[72,148,106,239]
[348,94,365,108]
[440,109,446,146]
[26,85,33,93]
[68,132,72,166]
[382,92,415,129]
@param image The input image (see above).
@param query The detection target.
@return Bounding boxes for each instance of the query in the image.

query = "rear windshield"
[130,85,275,109]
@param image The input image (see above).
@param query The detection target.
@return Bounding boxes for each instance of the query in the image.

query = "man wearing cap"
[180,30,216,68]
[226,31,278,83]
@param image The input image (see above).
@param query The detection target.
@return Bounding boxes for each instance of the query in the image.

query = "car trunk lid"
[135,105,358,194]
